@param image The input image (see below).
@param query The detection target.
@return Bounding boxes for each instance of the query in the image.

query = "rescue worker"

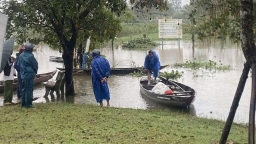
[144,50,160,85]
[91,49,111,107]
[14,45,24,103]
[18,42,38,108]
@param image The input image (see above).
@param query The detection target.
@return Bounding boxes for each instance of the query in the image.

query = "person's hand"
[11,57,16,62]
[101,77,107,83]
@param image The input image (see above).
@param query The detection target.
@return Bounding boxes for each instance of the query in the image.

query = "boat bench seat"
[43,70,65,97]
[143,85,154,90]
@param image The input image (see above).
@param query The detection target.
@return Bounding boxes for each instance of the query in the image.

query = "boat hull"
[49,56,64,63]
[140,76,195,107]
[0,70,57,93]
[57,65,169,75]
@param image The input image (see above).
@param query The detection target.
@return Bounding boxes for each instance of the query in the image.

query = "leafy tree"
[189,0,243,42]
[189,0,256,143]
[1,0,169,96]
[169,0,182,12]
[1,0,127,96]
[118,9,137,23]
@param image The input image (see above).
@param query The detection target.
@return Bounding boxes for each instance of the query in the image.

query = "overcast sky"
[181,0,190,6]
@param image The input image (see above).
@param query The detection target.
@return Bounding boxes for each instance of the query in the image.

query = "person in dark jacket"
[14,45,24,103]
[144,50,160,85]
[91,49,111,107]
[18,42,38,108]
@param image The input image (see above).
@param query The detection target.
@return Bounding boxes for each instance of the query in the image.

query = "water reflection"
[0,40,251,124]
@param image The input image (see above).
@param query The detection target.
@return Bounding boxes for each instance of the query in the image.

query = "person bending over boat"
[144,50,160,85]
[14,45,24,103]
[18,42,38,108]
[91,49,111,107]
[3,55,16,105]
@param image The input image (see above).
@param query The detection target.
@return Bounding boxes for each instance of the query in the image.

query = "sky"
[181,0,190,6]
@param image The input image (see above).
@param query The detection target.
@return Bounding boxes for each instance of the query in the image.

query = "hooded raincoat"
[14,52,22,99]
[18,48,38,108]
[144,51,160,77]
[91,54,111,103]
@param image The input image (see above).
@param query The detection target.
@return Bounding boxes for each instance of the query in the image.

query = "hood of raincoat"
[24,42,35,52]
[91,49,100,57]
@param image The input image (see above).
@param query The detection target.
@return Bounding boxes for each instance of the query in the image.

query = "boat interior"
[140,77,186,94]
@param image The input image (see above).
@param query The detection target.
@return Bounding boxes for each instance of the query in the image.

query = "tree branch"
[79,9,90,19]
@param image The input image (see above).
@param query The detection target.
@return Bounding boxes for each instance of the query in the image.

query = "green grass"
[0,103,247,143]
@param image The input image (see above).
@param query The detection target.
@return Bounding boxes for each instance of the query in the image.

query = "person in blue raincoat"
[14,45,24,103]
[18,42,38,108]
[82,52,87,69]
[91,49,111,107]
[144,50,160,85]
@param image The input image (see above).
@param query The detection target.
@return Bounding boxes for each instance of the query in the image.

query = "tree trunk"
[240,0,256,62]
[219,61,250,144]
[53,19,77,97]
[61,35,77,97]
[63,50,75,96]
[192,33,195,58]
[192,33,195,46]
[111,38,114,49]
[249,63,256,143]
[240,0,256,143]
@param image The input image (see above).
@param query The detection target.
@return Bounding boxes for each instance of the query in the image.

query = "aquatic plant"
[122,38,158,48]
[160,70,184,80]
[129,67,145,77]
[173,59,232,71]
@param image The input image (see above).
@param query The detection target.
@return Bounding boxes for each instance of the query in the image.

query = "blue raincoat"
[14,53,22,99]
[144,51,160,77]
[91,55,111,103]
[82,53,87,69]
[18,49,38,108]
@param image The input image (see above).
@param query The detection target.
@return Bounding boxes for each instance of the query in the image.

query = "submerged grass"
[113,33,192,47]
[173,59,232,71]
[0,103,247,144]
[160,70,184,80]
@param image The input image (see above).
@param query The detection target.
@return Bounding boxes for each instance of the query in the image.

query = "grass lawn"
[0,103,247,144]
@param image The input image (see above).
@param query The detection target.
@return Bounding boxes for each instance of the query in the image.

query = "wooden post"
[178,38,180,49]
[219,61,250,144]
[162,38,163,49]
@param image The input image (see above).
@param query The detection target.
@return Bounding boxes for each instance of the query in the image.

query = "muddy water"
[0,40,251,124]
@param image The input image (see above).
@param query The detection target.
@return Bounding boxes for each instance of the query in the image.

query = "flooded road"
[0,40,251,124]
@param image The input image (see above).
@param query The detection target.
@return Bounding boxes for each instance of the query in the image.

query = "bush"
[122,38,158,48]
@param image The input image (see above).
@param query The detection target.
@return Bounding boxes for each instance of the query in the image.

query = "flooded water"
[0,40,252,124]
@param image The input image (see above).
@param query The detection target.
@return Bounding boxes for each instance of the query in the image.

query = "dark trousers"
[21,78,34,108]
[17,73,22,99]
[4,80,13,103]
